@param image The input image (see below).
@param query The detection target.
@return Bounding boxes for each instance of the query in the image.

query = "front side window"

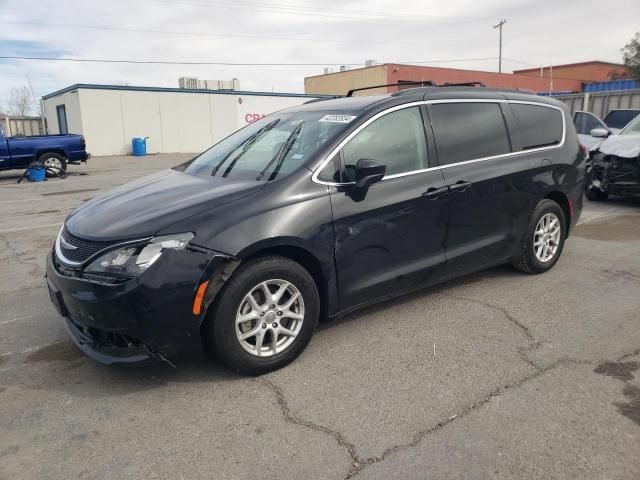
[321,106,427,183]
[574,111,603,136]
[179,111,355,181]
[429,102,511,165]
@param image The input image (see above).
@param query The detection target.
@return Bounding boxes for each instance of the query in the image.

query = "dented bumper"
[45,247,237,365]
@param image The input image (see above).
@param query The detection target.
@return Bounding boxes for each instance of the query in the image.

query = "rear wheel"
[205,255,319,375]
[512,199,566,274]
[39,152,67,172]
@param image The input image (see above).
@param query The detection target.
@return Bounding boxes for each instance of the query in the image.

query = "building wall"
[44,88,317,156]
[305,65,388,95]
[385,64,581,93]
[304,63,582,96]
[43,90,83,135]
[514,62,627,83]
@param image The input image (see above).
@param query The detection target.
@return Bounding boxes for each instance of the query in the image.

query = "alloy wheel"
[533,212,561,262]
[235,279,305,357]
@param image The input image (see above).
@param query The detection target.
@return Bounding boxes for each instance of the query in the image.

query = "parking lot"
[1,155,639,479]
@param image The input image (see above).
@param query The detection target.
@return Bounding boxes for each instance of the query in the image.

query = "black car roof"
[286,86,563,114]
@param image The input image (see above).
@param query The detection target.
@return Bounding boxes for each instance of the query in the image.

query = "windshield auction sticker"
[319,114,358,123]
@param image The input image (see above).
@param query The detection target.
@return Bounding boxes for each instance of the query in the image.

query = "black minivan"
[46,86,585,374]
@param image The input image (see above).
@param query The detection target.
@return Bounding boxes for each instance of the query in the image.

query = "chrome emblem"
[60,235,78,251]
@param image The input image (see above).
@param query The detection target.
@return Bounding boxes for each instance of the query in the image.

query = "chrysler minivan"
[46,86,585,374]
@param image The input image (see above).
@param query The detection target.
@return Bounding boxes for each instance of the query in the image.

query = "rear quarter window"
[511,103,563,150]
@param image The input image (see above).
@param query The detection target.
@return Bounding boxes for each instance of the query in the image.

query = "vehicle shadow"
[3,263,520,397]
[0,170,89,185]
[318,263,518,332]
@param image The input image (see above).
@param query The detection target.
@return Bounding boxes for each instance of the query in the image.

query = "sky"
[0,0,639,114]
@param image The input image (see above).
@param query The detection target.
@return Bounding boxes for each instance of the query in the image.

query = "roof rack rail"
[303,96,340,104]
[346,81,436,97]
[441,81,486,87]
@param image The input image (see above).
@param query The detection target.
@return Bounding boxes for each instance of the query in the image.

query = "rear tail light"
[80,136,86,149]
[578,143,587,158]
[568,198,574,218]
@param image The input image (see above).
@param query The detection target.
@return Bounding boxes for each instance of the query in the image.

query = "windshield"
[178,110,358,181]
[620,114,640,135]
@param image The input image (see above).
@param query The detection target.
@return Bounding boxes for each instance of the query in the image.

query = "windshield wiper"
[256,121,304,181]
[211,119,280,176]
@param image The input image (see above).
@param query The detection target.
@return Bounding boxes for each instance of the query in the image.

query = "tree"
[7,86,32,118]
[622,32,640,81]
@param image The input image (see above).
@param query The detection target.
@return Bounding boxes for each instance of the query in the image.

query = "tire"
[585,187,608,202]
[38,152,67,172]
[512,199,566,274]
[205,255,319,375]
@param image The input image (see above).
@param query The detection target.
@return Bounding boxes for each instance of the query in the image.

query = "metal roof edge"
[42,83,332,100]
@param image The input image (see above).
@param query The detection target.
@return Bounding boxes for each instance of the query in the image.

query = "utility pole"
[493,19,507,73]
[25,75,46,134]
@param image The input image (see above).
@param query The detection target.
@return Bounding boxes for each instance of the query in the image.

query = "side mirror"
[590,127,610,138]
[354,158,386,189]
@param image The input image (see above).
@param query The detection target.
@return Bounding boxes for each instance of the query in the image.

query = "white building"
[42,84,327,156]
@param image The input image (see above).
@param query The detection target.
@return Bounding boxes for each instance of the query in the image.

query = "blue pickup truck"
[0,124,89,173]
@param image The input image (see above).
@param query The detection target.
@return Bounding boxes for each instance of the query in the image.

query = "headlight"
[85,232,194,276]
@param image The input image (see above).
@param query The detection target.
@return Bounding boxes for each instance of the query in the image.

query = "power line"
[0,56,499,67]
[0,21,476,48]
[0,56,357,66]
[145,0,480,20]
[502,57,541,67]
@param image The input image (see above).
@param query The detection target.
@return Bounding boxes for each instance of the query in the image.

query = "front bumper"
[46,246,231,365]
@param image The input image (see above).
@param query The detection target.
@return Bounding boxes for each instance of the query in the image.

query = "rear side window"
[429,103,511,165]
[511,103,563,150]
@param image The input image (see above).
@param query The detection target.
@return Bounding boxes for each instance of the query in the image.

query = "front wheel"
[205,255,319,375]
[512,199,566,274]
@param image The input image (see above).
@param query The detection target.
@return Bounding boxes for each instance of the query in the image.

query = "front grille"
[69,317,143,349]
[59,227,117,264]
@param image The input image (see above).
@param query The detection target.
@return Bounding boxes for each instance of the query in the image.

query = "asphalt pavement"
[1,155,639,479]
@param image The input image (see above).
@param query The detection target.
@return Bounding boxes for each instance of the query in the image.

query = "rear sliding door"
[427,100,531,276]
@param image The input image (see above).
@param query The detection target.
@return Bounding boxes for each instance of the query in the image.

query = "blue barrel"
[132,137,147,156]
[28,165,46,182]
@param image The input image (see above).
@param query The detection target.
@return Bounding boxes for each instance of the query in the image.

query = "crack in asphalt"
[257,358,595,480]
[255,377,361,469]
[345,358,590,479]
[440,292,535,342]
[439,292,543,371]
[0,233,47,288]
[618,348,640,362]
[256,292,638,480]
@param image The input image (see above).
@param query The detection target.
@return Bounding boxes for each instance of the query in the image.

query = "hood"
[596,134,640,158]
[66,169,264,240]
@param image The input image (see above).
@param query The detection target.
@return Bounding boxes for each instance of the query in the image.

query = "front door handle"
[448,180,472,193]
[422,186,449,200]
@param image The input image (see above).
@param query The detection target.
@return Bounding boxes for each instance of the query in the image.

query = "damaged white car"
[585,114,640,201]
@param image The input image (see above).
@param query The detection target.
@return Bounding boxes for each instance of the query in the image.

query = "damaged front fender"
[194,254,241,325]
